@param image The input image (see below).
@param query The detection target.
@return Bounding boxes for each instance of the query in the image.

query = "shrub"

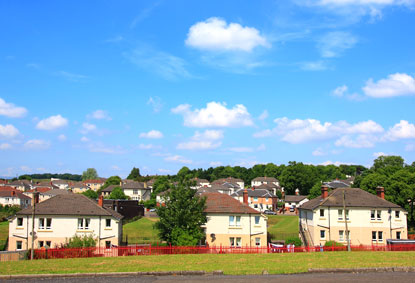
[285,236,302,246]
[324,240,344,247]
[66,234,97,248]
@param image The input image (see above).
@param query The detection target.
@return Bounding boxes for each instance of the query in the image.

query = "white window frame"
[17,217,23,227]
[395,211,400,219]
[39,218,45,229]
[255,237,261,246]
[371,210,375,220]
[338,209,343,220]
[78,218,84,229]
[372,231,377,242]
[46,218,52,230]
[377,210,381,220]
[339,230,344,242]
[236,216,241,226]
[16,241,22,250]
[85,218,91,229]
[236,237,241,247]
[378,231,383,242]
[106,218,111,228]
[396,231,401,239]
[229,216,235,226]
[254,216,260,225]
[320,209,325,217]
[320,230,326,240]
[229,237,235,247]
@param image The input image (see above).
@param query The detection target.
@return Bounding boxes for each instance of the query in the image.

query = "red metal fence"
[32,243,415,260]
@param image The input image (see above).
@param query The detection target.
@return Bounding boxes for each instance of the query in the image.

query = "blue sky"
[1,0,415,178]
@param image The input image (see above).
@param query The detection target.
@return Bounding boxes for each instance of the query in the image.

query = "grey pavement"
[4,272,415,283]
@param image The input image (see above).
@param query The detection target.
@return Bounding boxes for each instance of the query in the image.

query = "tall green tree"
[101,176,121,189]
[108,186,128,200]
[82,168,98,181]
[155,181,207,246]
[127,167,141,180]
[82,189,98,199]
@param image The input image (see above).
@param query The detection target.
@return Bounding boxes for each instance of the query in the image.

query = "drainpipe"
[99,216,101,247]
[249,213,252,248]
[328,207,331,241]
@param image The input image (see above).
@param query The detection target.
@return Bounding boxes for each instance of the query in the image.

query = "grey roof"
[285,195,308,202]
[17,194,123,219]
[101,185,119,193]
[254,183,281,191]
[299,187,402,211]
[51,179,69,185]
[122,181,148,190]
[0,191,31,200]
[9,180,31,189]
[232,188,277,198]
[203,192,260,214]
[212,177,244,184]
[323,180,351,189]
[41,189,71,196]
[252,177,279,182]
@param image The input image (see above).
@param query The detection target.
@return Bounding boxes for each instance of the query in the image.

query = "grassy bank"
[0,221,8,251]
[267,215,299,241]
[123,217,161,244]
[1,251,415,275]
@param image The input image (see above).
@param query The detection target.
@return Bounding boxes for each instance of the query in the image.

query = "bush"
[324,240,344,247]
[285,236,302,246]
[65,234,97,248]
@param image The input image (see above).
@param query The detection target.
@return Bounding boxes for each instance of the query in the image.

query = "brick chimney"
[321,185,328,199]
[243,189,248,204]
[251,187,255,191]
[11,191,16,197]
[376,186,385,199]
[98,195,104,207]
[295,188,299,196]
[31,192,39,206]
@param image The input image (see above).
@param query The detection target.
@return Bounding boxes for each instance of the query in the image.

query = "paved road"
[6,272,415,283]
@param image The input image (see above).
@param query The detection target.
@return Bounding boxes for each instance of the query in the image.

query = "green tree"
[82,189,98,199]
[150,176,171,200]
[372,155,405,176]
[155,181,207,246]
[127,167,141,180]
[309,182,324,199]
[82,168,98,181]
[279,162,318,195]
[101,176,122,190]
[108,186,128,200]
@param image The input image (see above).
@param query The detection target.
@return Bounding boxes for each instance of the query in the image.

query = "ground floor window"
[46,241,51,248]
[372,231,383,243]
[396,231,401,239]
[255,237,261,246]
[320,230,326,240]
[229,237,242,247]
[16,241,22,250]
[105,241,111,248]
[38,241,44,248]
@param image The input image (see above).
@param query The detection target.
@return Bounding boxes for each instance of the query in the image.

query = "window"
[255,216,260,225]
[133,189,138,195]
[230,237,235,247]
[16,241,22,250]
[78,218,84,229]
[106,219,111,228]
[46,218,52,229]
[254,204,258,208]
[39,218,45,229]
[17,218,23,227]
[229,216,235,226]
[236,237,241,247]
[253,197,258,202]
[236,216,241,226]
[378,231,383,242]
[255,237,261,246]
[397,231,401,240]
[46,241,51,248]
[85,218,91,229]
[339,230,344,242]
[377,210,381,220]
[371,210,375,220]
[372,231,377,242]
[105,241,111,248]
[38,241,44,248]
[395,211,400,219]
[265,197,269,202]
[338,209,343,220]
[78,218,91,229]
[320,209,325,217]
[320,230,326,239]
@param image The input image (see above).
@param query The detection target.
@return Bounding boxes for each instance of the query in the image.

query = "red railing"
[32,243,415,260]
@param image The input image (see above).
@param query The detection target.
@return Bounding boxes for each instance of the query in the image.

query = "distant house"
[51,179,69,190]
[0,191,31,209]
[232,188,278,212]
[285,195,309,210]
[211,177,244,190]
[251,177,280,187]
[33,181,59,190]
[203,192,267,247]
[122,181,151,201]
[189,178,211,190]
[27,189,72,203]
[9,180,32,192]
[323,179,352,189]
[298,186,407,247]
[101,185,119,197]
[69,182,89,194]
[8,195,123,251]
[83,179,105,192]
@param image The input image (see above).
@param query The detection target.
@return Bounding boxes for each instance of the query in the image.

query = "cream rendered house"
[251,177,280,187]
[8,194,123,251]
[299,186,407,247]
[203,192,267,248]
[122,181,152,201]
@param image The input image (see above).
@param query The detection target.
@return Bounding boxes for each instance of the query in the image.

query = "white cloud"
[363,73,415,98]
[317,31,357,58]
[185,17,270,52]
[158,168,172,174]
[57,134,66,141]
[228,144,265,153]
[331,85,364,101]
[88,110,112,120]
[373,152,387,158]
[111,165,122,171]
[177,130,223,150]
[0,124,19,139]
[164,155,192,164]
[0,143,12,150]
[253,129,273,138]
[24,139,50,150]
[317,0,415,6]
[335,134,377,148]
[312,148,327,156]
[80,123,97,134]
[80,136,89,142]
[36,115,68,131]
[384,120,415,141]
[258,110,269,121]
[0,98,27,118]
[147,97,163,113]
[210,161,223,167]
[300,61,329,71]
[139,130,164,139]
[172,102,253,128]
[320,160,352,166]
[138,143,161,150]
[332,85,348,97]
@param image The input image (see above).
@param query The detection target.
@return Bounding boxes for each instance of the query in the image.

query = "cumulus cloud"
[80,122,97,134]
[24,139,50,150]
[177,130,223,150]
[258,110,269,121]
[0,98,27,118]
[312,148,327,156]
[36,115,68,130]
[139,130,164,139]
[172,102,253,128]
[335,134,377,148]
[0,143,12,150]
[332,85,348,97]
[164,155,192,164]
[0,124,19,139]
[57,134,67,141]
[384,120,415,141]
[185,17,270,52]
[88,110,112,120]
[80,136,90,142]
[317,31,358,58]
[363,73,415,98]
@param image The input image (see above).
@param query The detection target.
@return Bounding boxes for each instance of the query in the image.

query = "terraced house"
[8,194,123,251]
[298,186,407,247]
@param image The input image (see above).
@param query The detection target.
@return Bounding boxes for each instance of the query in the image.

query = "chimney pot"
[376,186,385,199]
[321,185,328,199]
[243,189,248,205]
[98,195,104,207]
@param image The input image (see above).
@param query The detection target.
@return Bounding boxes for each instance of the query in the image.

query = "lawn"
[267,215,299,241]
[1,251,415,275]
[0,221,8,251]
[123,217,161,244]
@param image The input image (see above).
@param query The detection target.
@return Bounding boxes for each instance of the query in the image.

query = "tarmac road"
[5,272,415,283]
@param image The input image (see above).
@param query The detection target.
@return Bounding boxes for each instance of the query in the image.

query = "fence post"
[332,242,334,252]
[149,244,151,256]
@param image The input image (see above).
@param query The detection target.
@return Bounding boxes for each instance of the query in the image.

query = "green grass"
[0,221,8,251]
[123,217,161,244]
[1,251,415,275]
[267,215,299,241]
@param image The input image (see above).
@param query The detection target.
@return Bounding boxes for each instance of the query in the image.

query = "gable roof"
[285,195,308,202]
[101,185,119,193]
[122,181,148,190]
[323,180,351,189]
[17,194,123,219]
[212,177,244,184]
[0,191,31,200]
[0,186,19,192]
[232,188,277,198]
[203,192,260,214]
[299,187,402,210]
[83,179,104,184]
[26,187,51,193]
[41,189,71,196]
[252,177,279,183]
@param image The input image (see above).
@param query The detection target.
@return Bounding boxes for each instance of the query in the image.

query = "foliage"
[275,190,282,199]
[285,236,302,246]
[143,199,156,209]
[324,240,344,247]
[18,175,32,180]
[108,186,128,200]
[155,181,207,246]
[99,176,122,194]
[16,173,82,181]
[0,205,20,221]
[150,176,172,200]
[65,234,97,248]
[127,167,141,180]
[82,168,99,181]
[309,182,324,199]
[82,189,98,199]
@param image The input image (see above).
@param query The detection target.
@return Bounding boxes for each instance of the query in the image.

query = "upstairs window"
[371,210,375,220]
[17,218,23,227]
[255,216,260,225]
[320,209,325,217]
[106,219,111,228]
[377,210,381,220]
[39,218,45,229]
[236,216,241,226]
[229,216,235,226]
[78,218,91,230]
[46,218,52,229]
[395,211,400,219]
